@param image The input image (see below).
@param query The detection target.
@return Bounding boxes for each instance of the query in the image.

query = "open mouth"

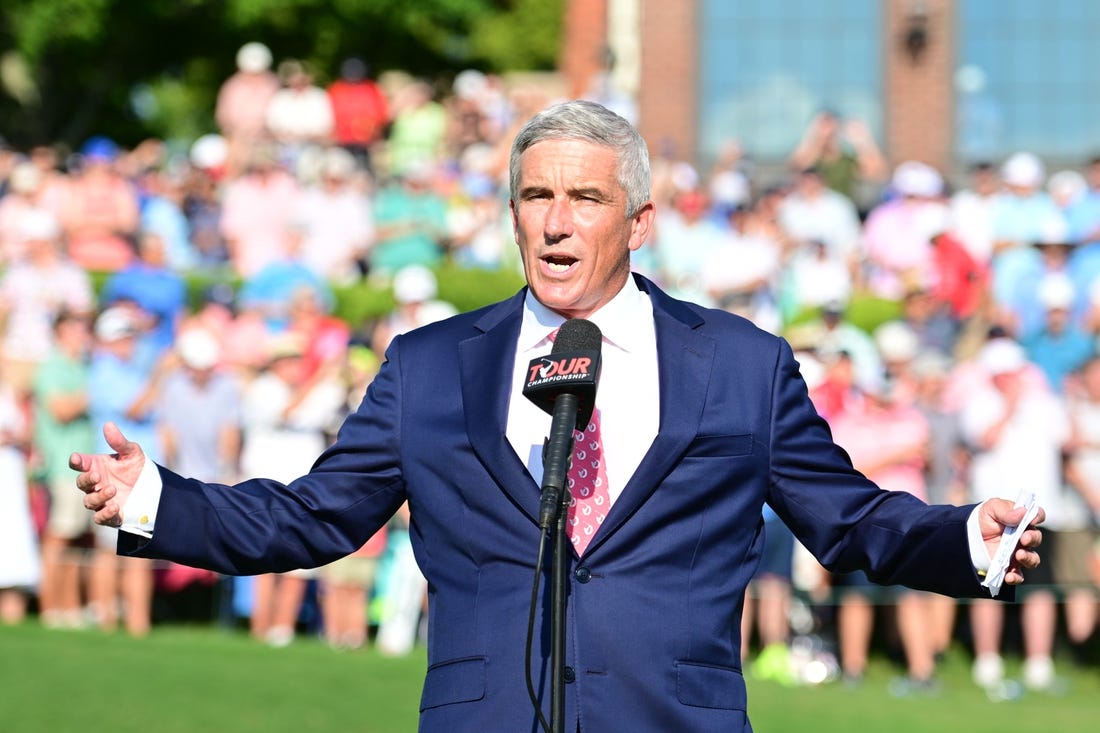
[544,254,577,273]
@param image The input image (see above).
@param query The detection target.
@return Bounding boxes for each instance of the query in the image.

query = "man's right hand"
[69,422,146,527]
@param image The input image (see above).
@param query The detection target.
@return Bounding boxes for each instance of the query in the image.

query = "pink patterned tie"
[566,409,609,554]
[545,326,609,554]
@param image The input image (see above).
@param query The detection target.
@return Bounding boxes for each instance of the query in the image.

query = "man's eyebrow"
[569,185,614,201]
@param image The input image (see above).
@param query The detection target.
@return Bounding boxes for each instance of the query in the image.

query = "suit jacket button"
[574,567,591,583]
[564,666,576,683]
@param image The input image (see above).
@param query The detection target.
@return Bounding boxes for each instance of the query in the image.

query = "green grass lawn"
[2,622,1097,732]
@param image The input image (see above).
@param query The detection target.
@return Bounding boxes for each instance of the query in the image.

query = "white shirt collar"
[519,276,653,354]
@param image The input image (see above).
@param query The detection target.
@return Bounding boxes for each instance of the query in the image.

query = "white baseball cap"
[236,42,272,73]
[1036,273,1075,311]
[892,161,943,198]
[94,307,139,342]
[874,321,920,362]
[393,265,437,305]
[17,208,60,242]
[979,338,1027,376]
[177,328,221,370]
[1002,152,1045,189]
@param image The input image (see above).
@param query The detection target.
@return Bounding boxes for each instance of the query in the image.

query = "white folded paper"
[981,490,1039,598]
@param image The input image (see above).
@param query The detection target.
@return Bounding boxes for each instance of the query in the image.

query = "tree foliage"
[0,0,562,149]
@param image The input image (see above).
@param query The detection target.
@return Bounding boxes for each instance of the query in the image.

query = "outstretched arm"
[69,422,146,527]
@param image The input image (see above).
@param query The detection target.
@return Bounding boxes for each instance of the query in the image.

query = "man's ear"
[628,200,656,252]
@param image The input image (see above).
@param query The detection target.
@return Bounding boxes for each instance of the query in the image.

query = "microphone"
[523,318,602,530]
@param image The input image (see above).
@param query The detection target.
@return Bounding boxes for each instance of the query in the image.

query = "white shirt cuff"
[966,501,991,575]
[118,458,164,539]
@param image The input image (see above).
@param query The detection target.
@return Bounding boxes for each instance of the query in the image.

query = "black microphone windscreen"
[552,318,603,354]
[523,318,602,427]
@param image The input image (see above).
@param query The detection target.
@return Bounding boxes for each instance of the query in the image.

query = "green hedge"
[93,264,528,328]
[334,263,527,327]
[94,266,899,337]
[783,293,903,337]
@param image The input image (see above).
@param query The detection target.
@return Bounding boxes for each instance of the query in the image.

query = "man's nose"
[544,197,574,239]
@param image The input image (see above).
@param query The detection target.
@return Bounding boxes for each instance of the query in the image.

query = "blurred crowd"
[0,42,1098,697]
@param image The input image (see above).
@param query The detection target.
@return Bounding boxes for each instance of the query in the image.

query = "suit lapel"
[459,291,543,526]
[586,278,715,553]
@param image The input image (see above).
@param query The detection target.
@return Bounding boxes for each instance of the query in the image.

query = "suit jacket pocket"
[684,433,754,459]
[420,656,487,710]
[675,660,747,710]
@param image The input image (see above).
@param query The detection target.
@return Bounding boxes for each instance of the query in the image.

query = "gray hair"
[509,99,651,217]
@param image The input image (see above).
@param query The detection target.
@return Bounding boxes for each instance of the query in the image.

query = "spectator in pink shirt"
[61,137,139,272]
[0,209,95,396]
[27,146,70,222]
[219,144,301,278]
[0,162,45,264]
[862,161,949,300]
[828,372,942,693]
[216,42,281,177]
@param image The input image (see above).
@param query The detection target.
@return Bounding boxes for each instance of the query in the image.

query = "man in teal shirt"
[370,163,448,275]
[32,309,95,628]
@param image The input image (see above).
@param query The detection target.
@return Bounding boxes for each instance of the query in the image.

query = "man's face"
[991,370,1023,397]
[973,168,999,196]
[795,171,823,197]
[57,317,91,354]
[1083,361,1100,397]
[510,139,653,320]
[100,335,136,359]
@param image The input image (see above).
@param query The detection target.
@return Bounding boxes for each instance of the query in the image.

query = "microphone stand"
[550,496,569,733]
[538,393,578,733]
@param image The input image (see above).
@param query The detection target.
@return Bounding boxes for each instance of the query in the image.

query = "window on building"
[956,0,1100,166]
[698,0,882,172]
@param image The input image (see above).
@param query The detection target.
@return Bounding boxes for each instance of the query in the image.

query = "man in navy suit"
[73,100,1044,732]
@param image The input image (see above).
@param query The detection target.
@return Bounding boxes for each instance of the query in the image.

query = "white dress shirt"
[507,278,659,505]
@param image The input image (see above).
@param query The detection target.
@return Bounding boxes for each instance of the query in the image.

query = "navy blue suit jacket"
[122,275,989,732]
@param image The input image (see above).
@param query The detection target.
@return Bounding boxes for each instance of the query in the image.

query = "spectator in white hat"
[86,305,172,637]
[997,214,1080,341]
[0,162,45,263]
[990,152,1064,315]
[371,265,457,356]
[861,161,949,299]
[1048,168,1100,317]
[292,147,374,284]
[215,41,280,177]
[1021,273,1094,394]
[158,326,241,481]
[960,337,1069,693]
[239,330,346,647]
[0,209,94,396]
[153,325,243,610]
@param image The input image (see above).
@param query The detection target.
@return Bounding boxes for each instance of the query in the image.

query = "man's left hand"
[979,497,1045,585]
